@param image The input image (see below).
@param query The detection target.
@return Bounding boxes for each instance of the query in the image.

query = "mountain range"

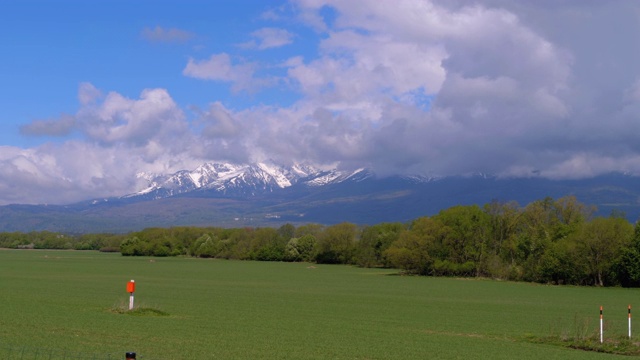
[1,161,639,233]
[126,162,377,200]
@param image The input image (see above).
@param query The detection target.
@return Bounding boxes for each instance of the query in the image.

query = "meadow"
[0,250,638,359]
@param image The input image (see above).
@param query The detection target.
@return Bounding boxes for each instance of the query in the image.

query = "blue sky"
[0,0,305,145]
[1,0,639,204]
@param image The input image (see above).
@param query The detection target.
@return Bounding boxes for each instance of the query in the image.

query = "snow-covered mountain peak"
[127,162,323,199]
[125,162,454,202]
[255,162,292,188]
[124,162,408,201]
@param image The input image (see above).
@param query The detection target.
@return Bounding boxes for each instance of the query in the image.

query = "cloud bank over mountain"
[3,0,640,205]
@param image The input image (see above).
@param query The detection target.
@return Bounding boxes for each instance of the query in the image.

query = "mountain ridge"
[0,162,639,233]
[123,162,382,201]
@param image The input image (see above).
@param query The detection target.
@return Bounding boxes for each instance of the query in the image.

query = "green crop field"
[1,250,638,359]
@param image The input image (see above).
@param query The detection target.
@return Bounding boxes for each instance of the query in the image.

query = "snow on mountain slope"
[124,162,426,200]
[128,162,314,199]
[256,162,292,188]
[304,168,372,186]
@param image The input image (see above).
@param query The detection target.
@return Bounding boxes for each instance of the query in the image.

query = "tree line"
[0,231,124,251]
[2,196,640,287]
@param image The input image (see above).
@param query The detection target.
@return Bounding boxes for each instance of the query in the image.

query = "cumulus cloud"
[0,85,206,204]
[270,0,640,179]
[141,26,195,43]
[183,53,269,93]
[0,143,173,205]
[76,88,188,148]
[242,27,295,50]
[4,0,640,205]
[263,1,570,175]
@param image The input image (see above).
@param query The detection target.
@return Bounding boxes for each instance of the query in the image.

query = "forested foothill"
[3,196,640,287]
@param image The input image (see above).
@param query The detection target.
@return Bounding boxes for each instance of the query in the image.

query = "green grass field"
[1,249,638,359]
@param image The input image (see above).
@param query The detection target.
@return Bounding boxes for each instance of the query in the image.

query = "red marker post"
[127,280,136,310]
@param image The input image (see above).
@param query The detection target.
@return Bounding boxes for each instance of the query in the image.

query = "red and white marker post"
[629,305,632,339]
[600,306,603,343]
[127,280,136,310]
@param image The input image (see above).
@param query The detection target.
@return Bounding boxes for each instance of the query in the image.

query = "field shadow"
[109,306,170,317]
[108,300,170,317]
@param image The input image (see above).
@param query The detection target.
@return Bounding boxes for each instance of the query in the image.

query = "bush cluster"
[0,231,125,252]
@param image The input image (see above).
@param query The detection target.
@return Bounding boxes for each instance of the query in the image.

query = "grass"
[109,300,170,317]
[530,336,640,356]
[1,250,639,359]
[526,314,640,356]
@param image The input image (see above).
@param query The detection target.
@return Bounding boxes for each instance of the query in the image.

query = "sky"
[1,0,639,205]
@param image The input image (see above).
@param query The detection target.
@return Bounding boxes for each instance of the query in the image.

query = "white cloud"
[5,1,640,205]
[183,53,266,93]
[78,82,102,105]
[278,0,581,176]
[245,27,295,50]
[0,86,205,204]
[76,87,188,148]
[184,53,243,81]
[287,29,447,104]
[200,102,243,138]
[0,144,127,204]
[141,26,195,43]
